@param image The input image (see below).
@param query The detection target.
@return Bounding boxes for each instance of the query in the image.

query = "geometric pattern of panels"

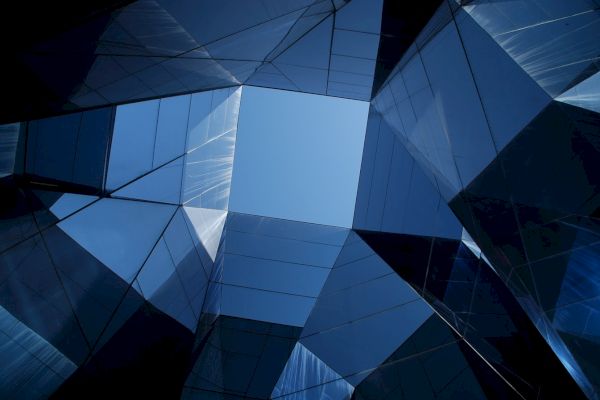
[0,0,599,399]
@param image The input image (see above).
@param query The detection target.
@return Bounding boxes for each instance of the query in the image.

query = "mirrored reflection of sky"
[230,86,369,228]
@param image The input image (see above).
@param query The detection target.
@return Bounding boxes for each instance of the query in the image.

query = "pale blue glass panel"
[112,157,183,204]
[58,198,176,283]
[557,71,600,113]
[272,342,353,399]
[106,100,159,191]
[135,238,176,300]
[154,94,190,167]
[183,87,242,210]
[331,30,379,60]
[49,194,97,220]
[183,207,227,263]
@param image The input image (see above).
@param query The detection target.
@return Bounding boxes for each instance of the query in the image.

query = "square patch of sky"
[230,86,369,228]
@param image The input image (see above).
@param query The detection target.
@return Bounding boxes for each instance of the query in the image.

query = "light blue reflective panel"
[0,123,20,177]
[224,230,341,268]
[331,30,379,60]
[147,269,190,326]
[557,71,600,113]
[49,194,97,220]
[456,10,551,151]
[274,14,333,69]
[220,284,316,327]
[58,198,176,283]
[300,300,433,385]
[206,9,303,61]
[112,157,183,204]
[135,238,176,299]
[162,208,196,266]
[222,254,330,297]
[183,87,242,210]
[272,63,328,94]
[334,0,383,34]
[421,22,497,186]
[183,206,227,263]
[154,94,190,167]
[229,87,368,228]
[302,273,420,336]
[226,213,349,246]
[272,342,353,398]
[106,99,159,191]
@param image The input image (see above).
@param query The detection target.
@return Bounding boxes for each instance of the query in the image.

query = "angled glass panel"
[557,70,600,113]
[112,157,183,204]
[334,0,382,34]
[49,194,97,220]
[106,99,159,191]
[0,305,77,399]
[220,284,316,327]
[58,198,176,283]
[420,21,497,187]
[154,94,191,167]
[222,253,330,297]
[272,342,353,399]
[206,9,304,61]
[135,238,176,300]
[273,14,333,69]
[183,87,242,210]
[462,0,600,97]
[300,300,433,386]
[183,206,227,262]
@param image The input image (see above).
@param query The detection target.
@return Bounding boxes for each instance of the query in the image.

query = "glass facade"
[1,0,599,399]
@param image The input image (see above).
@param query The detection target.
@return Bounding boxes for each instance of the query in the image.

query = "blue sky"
[229,86,369,228]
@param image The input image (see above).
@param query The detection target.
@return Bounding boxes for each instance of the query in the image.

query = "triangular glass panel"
[58,198,176,283]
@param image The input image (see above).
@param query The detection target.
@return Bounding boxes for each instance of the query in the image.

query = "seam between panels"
[83,207,179,358]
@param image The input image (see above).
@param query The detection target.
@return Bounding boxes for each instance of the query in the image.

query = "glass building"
[1,0,599,398]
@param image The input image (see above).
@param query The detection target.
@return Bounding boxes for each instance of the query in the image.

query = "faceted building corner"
[1,1,599,399]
